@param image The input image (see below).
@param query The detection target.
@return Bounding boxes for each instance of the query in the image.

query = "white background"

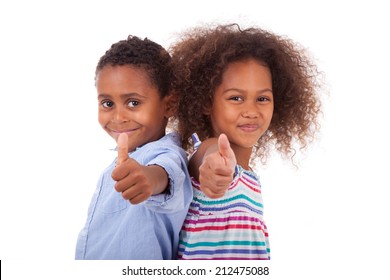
[1,0,389,279]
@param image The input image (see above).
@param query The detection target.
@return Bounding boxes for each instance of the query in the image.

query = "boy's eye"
[128,100,140,107]
[102,100,114,108]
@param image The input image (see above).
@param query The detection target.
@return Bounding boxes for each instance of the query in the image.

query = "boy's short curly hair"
[171,24,322,161]
[96,35,172,98]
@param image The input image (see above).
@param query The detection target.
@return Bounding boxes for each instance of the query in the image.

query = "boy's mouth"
[107,126,139,133]
[106,127,140,138]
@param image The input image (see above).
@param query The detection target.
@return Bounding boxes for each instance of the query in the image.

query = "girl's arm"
[189,137,218,181]
[189,134,236,198]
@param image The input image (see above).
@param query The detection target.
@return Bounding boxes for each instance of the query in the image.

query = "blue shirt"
[75,133,192,260]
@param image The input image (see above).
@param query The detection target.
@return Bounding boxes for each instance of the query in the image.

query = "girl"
[171,24,321,260]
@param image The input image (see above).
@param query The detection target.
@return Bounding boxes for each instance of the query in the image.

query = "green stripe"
[194,194,263,208]
[179,240,267,248]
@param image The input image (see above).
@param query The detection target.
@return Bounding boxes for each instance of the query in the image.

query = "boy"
[75,35,192,260]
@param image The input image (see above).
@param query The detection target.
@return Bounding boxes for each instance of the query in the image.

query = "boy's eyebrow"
[97,93,111,99]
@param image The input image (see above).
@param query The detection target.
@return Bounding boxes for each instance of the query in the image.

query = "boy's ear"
[164,92,178,118]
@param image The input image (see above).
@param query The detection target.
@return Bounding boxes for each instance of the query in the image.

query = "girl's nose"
[241,103,259,118]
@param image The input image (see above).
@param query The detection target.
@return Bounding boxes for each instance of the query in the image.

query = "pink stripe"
[185,215,262,225]
[235,176,261,193]
[241,173,259,186]
[180,257,270,260]
[192,175,261,193]
[182,224,267,234]
[187,208,199,215]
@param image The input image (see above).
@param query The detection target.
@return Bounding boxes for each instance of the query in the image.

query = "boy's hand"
[199,134,237,198]
[111,133,153,204]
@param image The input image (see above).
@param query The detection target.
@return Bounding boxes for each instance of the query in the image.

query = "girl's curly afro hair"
[171,24,322,162]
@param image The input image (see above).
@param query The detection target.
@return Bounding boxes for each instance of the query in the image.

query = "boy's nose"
[112,107,128,123]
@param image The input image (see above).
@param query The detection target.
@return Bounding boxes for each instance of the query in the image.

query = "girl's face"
[97,65,171,152]
[209,58,274,151]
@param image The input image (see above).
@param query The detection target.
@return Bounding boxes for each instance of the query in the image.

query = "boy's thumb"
[116,133,129,165]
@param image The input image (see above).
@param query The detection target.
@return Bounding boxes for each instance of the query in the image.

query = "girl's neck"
[230,143,252,170]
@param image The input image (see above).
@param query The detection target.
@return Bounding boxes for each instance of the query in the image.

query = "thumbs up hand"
[112,133,163,204]
[198,134,237,198]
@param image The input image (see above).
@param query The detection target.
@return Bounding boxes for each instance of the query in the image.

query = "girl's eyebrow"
[97,93,148,100]
[120,93,148,100]
[223,88,273,94]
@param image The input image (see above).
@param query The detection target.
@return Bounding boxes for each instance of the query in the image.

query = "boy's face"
[96,65,170,152]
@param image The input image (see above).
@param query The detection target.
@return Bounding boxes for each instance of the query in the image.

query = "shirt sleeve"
[136,136,190,214]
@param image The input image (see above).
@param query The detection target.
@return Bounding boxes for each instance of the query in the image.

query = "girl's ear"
[202,104,212,115]
[164,92,178,118]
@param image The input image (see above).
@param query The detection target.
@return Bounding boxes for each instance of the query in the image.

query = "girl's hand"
[199,134,237,198]
[111,133,166,204]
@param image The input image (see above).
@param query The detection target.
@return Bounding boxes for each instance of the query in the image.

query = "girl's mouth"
[238,124,260,133]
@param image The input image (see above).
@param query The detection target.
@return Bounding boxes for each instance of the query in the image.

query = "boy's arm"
[111,133,168,204]
[189,134,236,198]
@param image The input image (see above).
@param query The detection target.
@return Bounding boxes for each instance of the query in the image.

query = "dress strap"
[191,132,201,150]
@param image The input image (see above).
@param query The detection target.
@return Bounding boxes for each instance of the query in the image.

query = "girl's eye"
[102,100,114,108]
[228,96,243,102]
[258,96,271,102]
[128,100,140,108]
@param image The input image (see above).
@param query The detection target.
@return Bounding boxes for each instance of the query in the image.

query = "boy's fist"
[112,133,153,204]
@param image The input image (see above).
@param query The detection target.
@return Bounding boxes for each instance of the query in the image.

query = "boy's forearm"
[146,165,169,195]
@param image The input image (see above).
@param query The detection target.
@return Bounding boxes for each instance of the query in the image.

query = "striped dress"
[177,165,270,260]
